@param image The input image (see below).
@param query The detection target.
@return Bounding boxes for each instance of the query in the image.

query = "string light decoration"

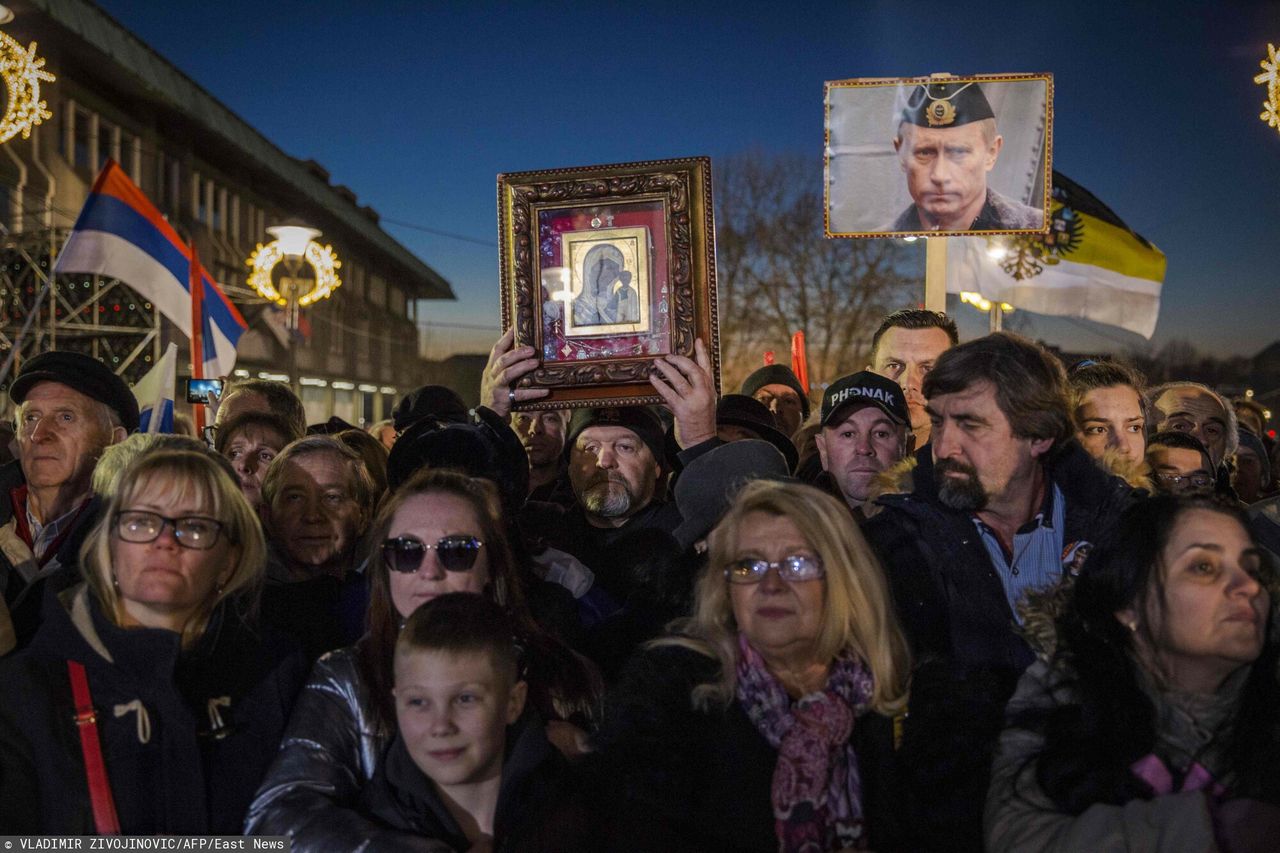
[1255,43,1280,131]
[0,31,54,144]
[246,238,342,306]
[959,291,1013,314]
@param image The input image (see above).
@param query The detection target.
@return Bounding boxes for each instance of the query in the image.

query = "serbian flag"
[53,160,248,376]
[132,343,177,434]
[946,171,1166,338]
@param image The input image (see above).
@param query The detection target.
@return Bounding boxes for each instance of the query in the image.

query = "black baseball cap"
[820,371,908,427]
[10,351,140,432]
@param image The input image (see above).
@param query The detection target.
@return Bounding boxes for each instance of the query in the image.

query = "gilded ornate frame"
[498,156,720,410]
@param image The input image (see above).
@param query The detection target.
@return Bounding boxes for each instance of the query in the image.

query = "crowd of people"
[0,308,1276,851]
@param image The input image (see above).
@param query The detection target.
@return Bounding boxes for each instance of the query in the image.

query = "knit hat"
[10,351,140,432]
[387,407,528,512]
[740,365,810,420]
[566,406,666,465]
[1238,428,1271,486]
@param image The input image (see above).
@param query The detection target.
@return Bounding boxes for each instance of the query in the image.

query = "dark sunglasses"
[381,535,484,573]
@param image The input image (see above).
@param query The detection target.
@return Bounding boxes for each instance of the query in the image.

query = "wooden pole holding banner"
[924,237,947,313]
[189,245,205,437]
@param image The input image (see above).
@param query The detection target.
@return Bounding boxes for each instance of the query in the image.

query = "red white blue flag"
[53,160,248,377]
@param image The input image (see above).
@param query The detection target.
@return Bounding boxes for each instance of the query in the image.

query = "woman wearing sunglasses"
[0,450,306,833]
[589,479,912,851]
[246,468,600,849]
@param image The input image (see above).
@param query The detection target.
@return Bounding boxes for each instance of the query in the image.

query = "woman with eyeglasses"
[588,479,912,851]
[245,467,600,849]
[0,449,306,833]
[986,495,1280,851]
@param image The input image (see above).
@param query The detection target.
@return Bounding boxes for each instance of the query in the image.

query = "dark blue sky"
[97,0,1280,359]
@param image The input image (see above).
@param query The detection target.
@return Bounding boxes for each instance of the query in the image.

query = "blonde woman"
[590,479,911,851]
[0,450,306,833]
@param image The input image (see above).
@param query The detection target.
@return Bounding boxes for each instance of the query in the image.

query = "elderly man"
[888,82,1043,232]
[1148,381,1237,472]
[869,309,957,448]
[1,352,136,646]
[863,333,1133,846]
[814,371,911,517]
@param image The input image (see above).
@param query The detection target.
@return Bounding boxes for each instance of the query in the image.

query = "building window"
[73,107,91,171]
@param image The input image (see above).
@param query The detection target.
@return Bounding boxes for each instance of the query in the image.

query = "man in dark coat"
[0,351,137,650]
[863,332,1134,851]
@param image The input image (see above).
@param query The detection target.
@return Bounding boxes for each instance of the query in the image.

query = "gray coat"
[984,657,1231,851]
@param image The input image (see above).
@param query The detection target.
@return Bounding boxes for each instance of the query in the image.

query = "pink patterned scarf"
[735,634,874,852]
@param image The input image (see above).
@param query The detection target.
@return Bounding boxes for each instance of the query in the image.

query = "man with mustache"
[863,333,1134,848]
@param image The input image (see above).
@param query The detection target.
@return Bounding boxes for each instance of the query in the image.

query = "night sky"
[95,0,1280,361]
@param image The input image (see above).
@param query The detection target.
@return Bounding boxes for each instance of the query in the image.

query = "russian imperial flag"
[53,160,248,377]
[946,171,1166,339]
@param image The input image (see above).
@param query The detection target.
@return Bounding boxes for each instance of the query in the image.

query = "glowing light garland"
[1255,43,1280,132]
[246,239,342,306]
[0,32,54,144]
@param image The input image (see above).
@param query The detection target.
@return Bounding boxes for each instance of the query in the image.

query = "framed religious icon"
[824,73,1053,238]
[498,156,720,410]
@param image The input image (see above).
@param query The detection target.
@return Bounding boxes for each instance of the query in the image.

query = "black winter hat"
[565,406,666,465]
[671,440,791,550]
[715,394,799,472]
[386,406,528,512]
[392,385,469,432]
[740,365,810,421]
[10,351,140,432]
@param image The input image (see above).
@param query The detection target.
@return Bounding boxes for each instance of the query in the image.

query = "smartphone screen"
[185,377,223,404]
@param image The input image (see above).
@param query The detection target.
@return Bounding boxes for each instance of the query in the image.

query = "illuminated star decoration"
[0,32,55,144]
[1254,43,1280,131]
[246,240,342,305]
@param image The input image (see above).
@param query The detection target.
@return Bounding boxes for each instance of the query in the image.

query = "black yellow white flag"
[946,172,1166,338]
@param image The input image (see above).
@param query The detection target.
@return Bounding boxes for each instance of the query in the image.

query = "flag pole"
[924,237,947,313]
[189,245,205,437]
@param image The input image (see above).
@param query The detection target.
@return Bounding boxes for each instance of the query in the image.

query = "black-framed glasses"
[382,535,484,573]
[114,510,225,550]
[1155,471,1214,491]
[724,555,825,585]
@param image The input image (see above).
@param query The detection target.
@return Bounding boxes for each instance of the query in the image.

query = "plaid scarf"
[735,634,874,852]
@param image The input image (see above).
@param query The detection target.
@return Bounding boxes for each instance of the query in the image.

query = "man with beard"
[863,333,1133,849]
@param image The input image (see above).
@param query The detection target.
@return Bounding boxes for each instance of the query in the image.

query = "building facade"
[0,0,455,426]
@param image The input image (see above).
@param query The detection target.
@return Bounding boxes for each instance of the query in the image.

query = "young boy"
[360,592,587,851]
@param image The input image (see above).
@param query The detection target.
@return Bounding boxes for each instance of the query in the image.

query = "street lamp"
[246,221,342,392]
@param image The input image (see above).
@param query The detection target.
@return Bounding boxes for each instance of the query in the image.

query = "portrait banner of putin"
[825,73,1052,238]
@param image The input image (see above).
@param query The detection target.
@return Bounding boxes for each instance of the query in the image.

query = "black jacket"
[862,439,1135,851]
[361,712,592,852]
[0,584,306,833]
[864,439,1134,674]
[586,644,905,852]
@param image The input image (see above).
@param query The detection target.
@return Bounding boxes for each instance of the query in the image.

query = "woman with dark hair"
[245,468,600,849]
[0,450,305,833]
[986,494,1280,851]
